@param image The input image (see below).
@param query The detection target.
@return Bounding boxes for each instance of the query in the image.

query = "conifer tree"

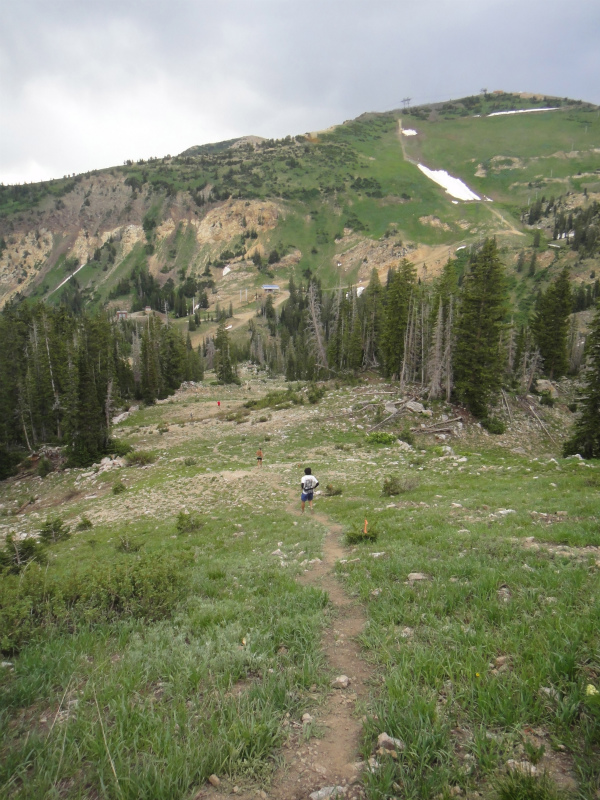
[69,326,107,465]
[362,269,384,367]
[563,300,600,458]
[453,239,508,418]
[532,267,572,379]
[381,259,415,378]
[214,320,237,383]
[140,316,162,403]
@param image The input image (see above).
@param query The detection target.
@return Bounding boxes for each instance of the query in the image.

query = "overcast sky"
[2,0,599,185]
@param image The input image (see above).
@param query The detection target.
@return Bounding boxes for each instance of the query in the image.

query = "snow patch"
[356,286,365,297]
[417,164,481,201]
[401,128,418,136]
[222,266,231,276]
[487,107,559,117]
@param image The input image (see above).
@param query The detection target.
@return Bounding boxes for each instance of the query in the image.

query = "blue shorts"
[301,491,314,502]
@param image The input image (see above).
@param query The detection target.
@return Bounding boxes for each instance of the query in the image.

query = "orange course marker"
[364,519,368,534]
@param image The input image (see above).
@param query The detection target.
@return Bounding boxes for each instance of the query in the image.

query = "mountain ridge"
[0,91,598,326]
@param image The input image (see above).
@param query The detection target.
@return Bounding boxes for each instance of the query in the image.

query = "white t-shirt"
[301,475,318,492]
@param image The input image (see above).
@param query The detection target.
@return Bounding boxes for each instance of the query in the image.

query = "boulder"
[535,379,558,398]
[377,732,405,752]
[331,675,350,689]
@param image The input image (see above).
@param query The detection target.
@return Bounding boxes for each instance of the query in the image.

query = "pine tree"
[563,300,600,458]
[306,282,329,374]
[453,239,508,418]
[140,316,161,403]
[69,326,107,466]
[214,320,237,383]
[362,269,384,367]
[381,259,415,378]
[532,267,572,379]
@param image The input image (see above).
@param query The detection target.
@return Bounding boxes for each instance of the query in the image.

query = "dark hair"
[304,467,311,475]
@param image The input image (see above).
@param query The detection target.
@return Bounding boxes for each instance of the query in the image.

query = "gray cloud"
[2,0,599,183]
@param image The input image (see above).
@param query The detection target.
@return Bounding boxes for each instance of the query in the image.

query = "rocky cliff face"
[0,170,283,308]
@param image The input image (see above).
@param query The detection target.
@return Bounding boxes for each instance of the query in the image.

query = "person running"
[301,467,319,513]
[256,448,263,468]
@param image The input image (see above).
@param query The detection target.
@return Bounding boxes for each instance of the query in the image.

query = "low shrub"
[126,450,157,466]
[307,384,326,404]
[116,535,143,553]
[482,417,506,435]
[108,439,134,457]
[0,534,46,575]
[112,481,127,495]
[39,517,70,544]
[398,427,416,446]
[176,510,204,534]
[0,447,23,481]
[76,516,93,531]
[184,456,197,466]
[324,484,343,496]
[567,402,578,413]
[346,523,378,545]
[366,432,397,445]
[0,552,190,654]
[37,457,53,478]
[382,475,419,496]
[244,388,303,411]
[225,409,250,423]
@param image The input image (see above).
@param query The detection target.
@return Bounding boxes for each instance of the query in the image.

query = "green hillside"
[0,92,598,321]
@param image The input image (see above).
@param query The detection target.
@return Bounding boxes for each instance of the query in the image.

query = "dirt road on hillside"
[190,290,289,348]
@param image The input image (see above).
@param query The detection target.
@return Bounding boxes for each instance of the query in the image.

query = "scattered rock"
[399,627,414,638]
[497,585,511,603]
[408,572,429,582]
[208,774,220,787]
[406,401,425,413]
[370,588,382,597]
[331,675,350,689]
[377,732,405,752]
[497,508,516,516]
[506,759,537,776]
[309,787,345,800]
[539,686,560,701]
[302,713,313,724]
[535,379,558,398]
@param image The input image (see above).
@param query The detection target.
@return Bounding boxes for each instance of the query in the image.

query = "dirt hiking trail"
[204,501,372,800]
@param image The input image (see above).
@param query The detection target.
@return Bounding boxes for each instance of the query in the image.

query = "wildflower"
[586,684,599,697]
[475,673,480,678]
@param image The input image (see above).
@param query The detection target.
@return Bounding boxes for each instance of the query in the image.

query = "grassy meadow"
[0,374,599,799]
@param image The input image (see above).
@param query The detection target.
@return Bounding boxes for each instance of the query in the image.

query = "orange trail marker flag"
[364,519,368,534]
